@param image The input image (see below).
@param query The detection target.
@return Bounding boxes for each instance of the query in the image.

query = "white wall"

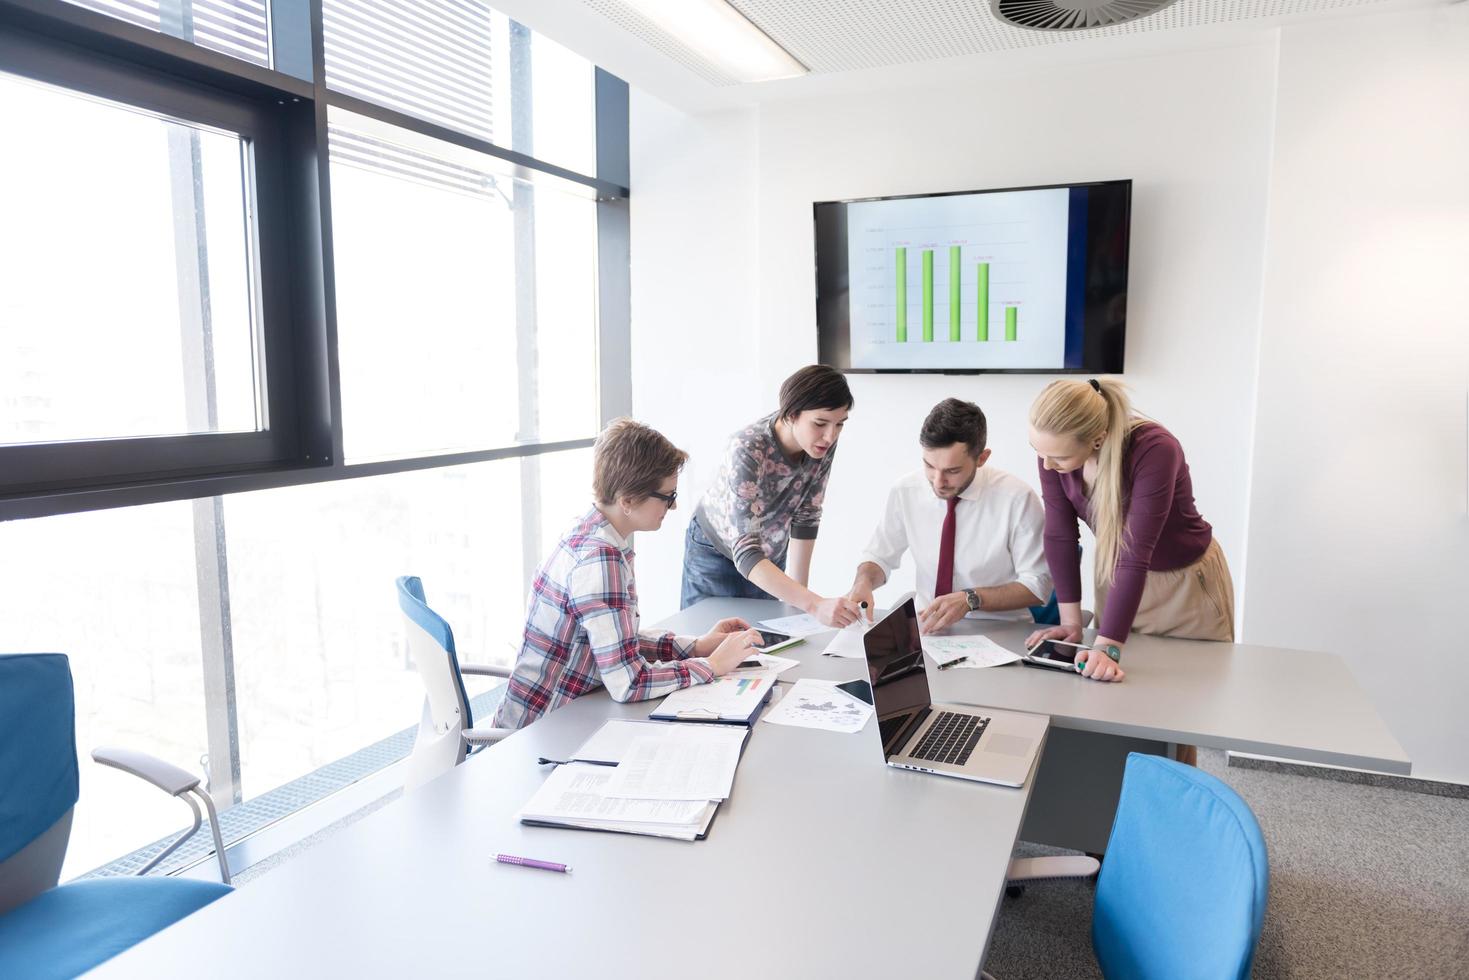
[1241,6,1469,783]
[628,97,760,617]
[750,42,1278,613]
[628,6,1469,782]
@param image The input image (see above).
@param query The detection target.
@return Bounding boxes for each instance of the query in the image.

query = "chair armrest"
[462,727,513,747]
[1006,855,1100,883]
[92,747,200,797]
[458,662,512,679]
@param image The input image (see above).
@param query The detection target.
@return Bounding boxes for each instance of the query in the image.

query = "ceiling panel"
[582,0,1404,86]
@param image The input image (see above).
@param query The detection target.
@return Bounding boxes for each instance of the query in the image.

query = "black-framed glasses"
[648,489,678,508]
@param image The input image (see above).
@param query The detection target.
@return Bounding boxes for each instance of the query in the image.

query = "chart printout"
[845,188,1070,370]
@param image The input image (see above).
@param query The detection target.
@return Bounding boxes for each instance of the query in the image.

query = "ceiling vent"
[992,0,1182,31]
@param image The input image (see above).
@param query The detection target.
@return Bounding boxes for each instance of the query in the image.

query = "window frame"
[0,0,630,521]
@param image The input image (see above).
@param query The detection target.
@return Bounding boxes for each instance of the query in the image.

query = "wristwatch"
[1097,643,1122,663]
[963,588,982,612]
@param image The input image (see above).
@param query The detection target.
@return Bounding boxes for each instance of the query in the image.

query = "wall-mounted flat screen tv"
[814,179,1130,374]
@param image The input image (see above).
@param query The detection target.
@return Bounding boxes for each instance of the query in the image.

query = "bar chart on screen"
[846,188,1071,370]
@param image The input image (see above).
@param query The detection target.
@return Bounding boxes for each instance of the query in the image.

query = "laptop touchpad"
[986,734,1033,757]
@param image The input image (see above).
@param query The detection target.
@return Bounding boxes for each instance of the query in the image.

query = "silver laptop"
[864,597,1046,788]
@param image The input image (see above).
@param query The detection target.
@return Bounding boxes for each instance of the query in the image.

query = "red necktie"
[934,495,959,598]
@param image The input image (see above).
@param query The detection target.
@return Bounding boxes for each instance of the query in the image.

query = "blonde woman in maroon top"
[1025,379,1235,697]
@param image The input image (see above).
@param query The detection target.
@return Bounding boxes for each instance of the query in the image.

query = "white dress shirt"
[860,464,1052,621]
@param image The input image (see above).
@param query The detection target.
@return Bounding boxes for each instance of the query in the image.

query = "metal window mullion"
[594,69,631,424]
[307,0,345,468]
[323,90,626,200]
[509,21,542,589]
[160,0,242,808]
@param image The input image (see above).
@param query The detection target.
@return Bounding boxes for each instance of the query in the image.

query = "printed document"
[921,634,1022,668]
[603,726,746,801]
[762,679,873,735]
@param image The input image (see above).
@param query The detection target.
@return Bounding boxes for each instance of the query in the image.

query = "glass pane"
[324,0,506,144]
[323,3,596,176]
[526,27,597,178]
[224,447,593,800]
[0,72,261,446]
[329,117,599,461]
[61,0,271,68]
[0,503,209,881]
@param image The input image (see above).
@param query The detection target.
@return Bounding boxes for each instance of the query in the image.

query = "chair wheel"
[1005,884,1025,899]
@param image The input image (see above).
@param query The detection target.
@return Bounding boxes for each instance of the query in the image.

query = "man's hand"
[845,584,877,622]
[693,617,754,657]
[918,593,969,634]
[706,629,764,675]
[811,596,862,628]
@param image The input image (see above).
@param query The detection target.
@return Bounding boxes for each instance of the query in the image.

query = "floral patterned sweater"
[692,412,835,577]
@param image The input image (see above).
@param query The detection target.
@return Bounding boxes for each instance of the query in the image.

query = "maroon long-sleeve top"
[1038,422,1213,641]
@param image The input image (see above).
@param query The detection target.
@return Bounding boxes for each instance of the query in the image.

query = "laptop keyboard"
[909,711,990,766]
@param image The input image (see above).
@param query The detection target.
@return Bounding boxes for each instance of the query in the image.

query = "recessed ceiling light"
[619,0,808,83]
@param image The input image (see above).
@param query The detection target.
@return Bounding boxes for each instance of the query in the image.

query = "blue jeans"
[680,516,783,609]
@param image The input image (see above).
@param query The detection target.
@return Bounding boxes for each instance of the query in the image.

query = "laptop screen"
[863,598,933,756]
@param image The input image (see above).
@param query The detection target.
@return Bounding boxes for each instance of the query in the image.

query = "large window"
[328,118,600,460]
[0,0,629,878]
[1,71,261,446]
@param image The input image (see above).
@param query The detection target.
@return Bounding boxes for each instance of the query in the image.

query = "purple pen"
[496,853,572,874]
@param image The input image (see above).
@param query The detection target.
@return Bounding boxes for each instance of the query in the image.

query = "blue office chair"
[396,576,513,792]
[0,654,233,980]
[1028,591,1094,629]
[986,753,1269,980]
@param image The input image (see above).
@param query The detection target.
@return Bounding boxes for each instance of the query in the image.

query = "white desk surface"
[664,598,1411,776]
[89,626,1046,979]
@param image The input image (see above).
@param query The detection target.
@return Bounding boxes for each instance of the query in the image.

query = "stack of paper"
[518,763,718,841]
[518,723,748,841]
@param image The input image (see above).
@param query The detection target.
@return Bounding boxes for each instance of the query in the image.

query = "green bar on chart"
[895,248,907,342]
[976,263,990,341]
[1005,306,1018,342]
[922,250,934,341]
[948,246,961,341]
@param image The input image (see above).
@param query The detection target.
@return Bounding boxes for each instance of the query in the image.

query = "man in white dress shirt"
[846,398,1052,634]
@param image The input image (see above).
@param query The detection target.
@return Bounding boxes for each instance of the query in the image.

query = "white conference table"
[659,598,1411,853]
[89,604,1050,979]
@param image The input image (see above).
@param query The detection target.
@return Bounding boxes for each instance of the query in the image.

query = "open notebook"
[518,762,718,841]
[517,721,747,841]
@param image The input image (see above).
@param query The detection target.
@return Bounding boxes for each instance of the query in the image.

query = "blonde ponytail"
[1029,378,1142,585]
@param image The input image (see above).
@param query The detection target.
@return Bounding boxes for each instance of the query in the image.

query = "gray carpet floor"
[982,749,1469,979]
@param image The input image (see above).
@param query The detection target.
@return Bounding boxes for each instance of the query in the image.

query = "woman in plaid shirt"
[494,419,761,730]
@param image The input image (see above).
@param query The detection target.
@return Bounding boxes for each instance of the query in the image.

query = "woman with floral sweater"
[681,365,862,628]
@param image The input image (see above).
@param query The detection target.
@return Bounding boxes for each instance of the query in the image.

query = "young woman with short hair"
[681,365,863,628]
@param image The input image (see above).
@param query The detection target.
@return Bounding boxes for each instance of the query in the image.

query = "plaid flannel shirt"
[493,508,714,730]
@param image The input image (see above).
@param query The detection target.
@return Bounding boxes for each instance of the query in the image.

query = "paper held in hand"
[756,613,829,637]
[820,623,871,658]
